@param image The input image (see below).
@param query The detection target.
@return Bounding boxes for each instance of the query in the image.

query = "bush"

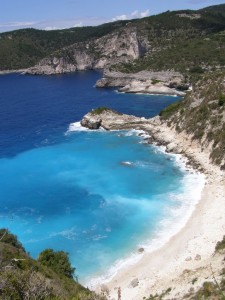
[159,100,182,119]
[218,94,225,106]
[0,229,25,251]
[91,107,110,115]
[215,235,225,251]
[38,249,75,278]
[190,66,205,74]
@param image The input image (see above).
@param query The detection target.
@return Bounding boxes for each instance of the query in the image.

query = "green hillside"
[160,70,225,168]
[0,229,104,300]
[0,21,126,70]
[1,4,225,72]
[113,7,225,74]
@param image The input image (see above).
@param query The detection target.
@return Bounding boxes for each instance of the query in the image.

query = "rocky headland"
[80,108,194,159]
[95,70,189,96]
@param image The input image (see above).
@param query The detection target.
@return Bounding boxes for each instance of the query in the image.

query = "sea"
[0,71,205,284]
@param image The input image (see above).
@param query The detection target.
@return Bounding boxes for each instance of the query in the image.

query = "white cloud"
[112,9,150,22]
[140,9,150,18]
[0,21,36,28]
[0,9,150,33]
[131,10,139,17]
[112,14,128,21]
[73,22,83,27]
[45,26,61,31]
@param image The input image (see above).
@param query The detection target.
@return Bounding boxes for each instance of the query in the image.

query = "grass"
[90,107,110,115]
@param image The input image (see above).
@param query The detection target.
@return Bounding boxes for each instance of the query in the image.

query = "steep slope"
[114,8,225,74]
[0,21,127,70]
[160,71,225,168]
[26,27,148,74]
[0,229,104,300]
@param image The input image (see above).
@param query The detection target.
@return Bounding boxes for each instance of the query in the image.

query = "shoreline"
[68,123,205,290]
[0,69,27,75]
[79,113,225,299]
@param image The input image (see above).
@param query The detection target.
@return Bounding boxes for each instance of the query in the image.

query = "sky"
[0,0,225,32]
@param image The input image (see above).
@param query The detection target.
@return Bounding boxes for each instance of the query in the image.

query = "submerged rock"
[138,247,145,253]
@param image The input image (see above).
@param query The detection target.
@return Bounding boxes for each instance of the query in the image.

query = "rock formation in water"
[95,70,189,96]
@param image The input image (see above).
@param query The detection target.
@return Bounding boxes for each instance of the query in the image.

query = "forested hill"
[0,21,127,70]
[1,3,225,72]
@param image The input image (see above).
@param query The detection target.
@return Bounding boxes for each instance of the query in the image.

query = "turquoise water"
[0,72,204,283]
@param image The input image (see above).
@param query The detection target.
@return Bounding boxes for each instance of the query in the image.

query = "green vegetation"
[151,79,162,85]
[218,94,225,106]
[190,281,225,299]
[159,100,182,118]
[144,288,172,300]
[112,7,225,75]
[0,228,25,251]
[0,21,127,70]
[1,4,225,71]
[0,229,104,300]
[160,71,225,167]
[215,235,225,251]
[90,107,121,116]
[38,249,75,279]
[91,107,110,115]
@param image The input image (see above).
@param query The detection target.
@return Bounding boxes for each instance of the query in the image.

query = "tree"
[38,249,75,278]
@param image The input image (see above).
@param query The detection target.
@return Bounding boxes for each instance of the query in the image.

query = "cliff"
[26,28,148,75]
[160,71,225,169]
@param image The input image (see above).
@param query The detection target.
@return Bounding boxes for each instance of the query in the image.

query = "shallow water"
[0,71,204,282]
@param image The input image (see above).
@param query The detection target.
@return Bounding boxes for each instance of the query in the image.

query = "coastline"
[0,69,27,75]
[81,113,225,299]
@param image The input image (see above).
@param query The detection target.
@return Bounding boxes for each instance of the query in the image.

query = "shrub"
[151,79,161,85]
[159,100,182,119]
[0,229,25,251]
[91,107,110,115]
[218,94,225,106]
[38,249,75,278]
[215,235,225,251]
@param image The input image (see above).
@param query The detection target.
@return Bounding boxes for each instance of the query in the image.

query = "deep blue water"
[0,71,204,283]
[0,71,177,158]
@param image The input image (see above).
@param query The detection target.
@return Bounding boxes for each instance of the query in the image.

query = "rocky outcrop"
[26,28,148,75]
[80,108,149,131]
[96,70,188,96]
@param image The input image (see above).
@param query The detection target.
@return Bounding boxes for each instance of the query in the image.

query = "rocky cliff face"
[26,28,148,75]
[160,71,225,168]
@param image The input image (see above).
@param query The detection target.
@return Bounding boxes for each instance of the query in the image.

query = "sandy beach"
[92,121,225,299]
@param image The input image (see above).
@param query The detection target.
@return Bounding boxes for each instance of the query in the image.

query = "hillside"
[0,21,127,70]
[0,229,105,300]
[160,71,225,169]
[114,8,225,74]
[1,4,225,73]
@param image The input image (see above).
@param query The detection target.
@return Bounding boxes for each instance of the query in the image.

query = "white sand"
[93,122,225,299]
